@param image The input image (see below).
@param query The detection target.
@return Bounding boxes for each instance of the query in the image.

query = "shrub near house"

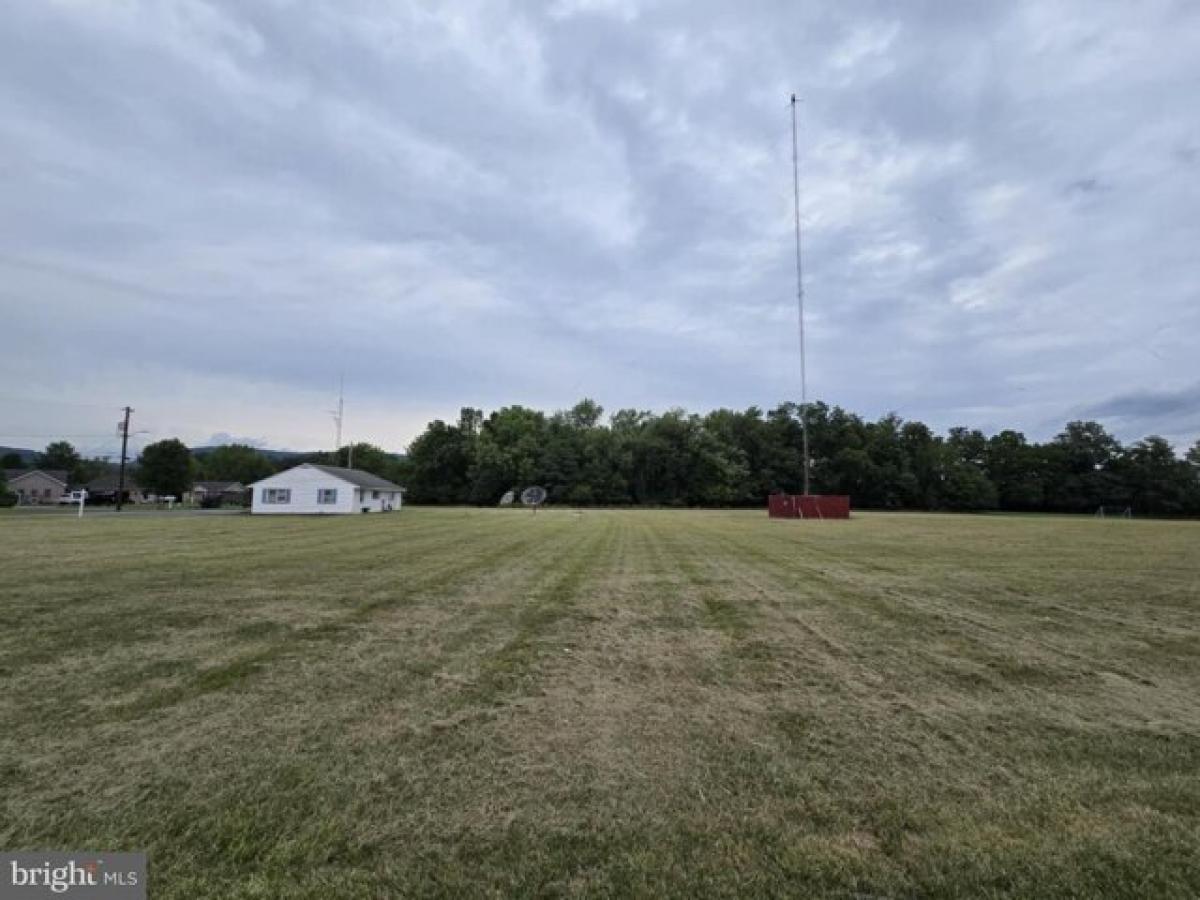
[0,473,15,507]
[189,481,247,508]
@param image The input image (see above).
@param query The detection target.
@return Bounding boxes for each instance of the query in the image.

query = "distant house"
[85,473,149,505]
[188,481,247,506]
[4,469,69,504]
[249,464,404,515]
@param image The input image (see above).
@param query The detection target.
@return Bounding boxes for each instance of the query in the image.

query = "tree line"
[401,400,1200,515]
[0,441,276,505]
[4,399,1199,514]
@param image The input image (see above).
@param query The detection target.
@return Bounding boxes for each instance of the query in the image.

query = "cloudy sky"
[2,0,1198,458]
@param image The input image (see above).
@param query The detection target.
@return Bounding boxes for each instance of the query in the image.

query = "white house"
[248,464,404,515]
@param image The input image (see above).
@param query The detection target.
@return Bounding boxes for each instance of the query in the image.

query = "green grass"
[2,508,1198,898]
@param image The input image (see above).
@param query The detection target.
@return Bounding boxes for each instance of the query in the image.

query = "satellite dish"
[520,486,547,508]
[499,490,515,507]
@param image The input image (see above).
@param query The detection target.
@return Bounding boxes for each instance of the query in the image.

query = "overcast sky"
[2,0,1198,459]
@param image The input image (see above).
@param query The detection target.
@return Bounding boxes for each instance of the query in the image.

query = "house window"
[372,490,380,499]
[317,488,338,504]
[262,488,291,504]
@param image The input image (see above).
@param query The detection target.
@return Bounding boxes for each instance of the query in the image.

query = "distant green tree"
[0,471,15,507]
[38,441,81,474]
[898,421,941,508]
[862,414,908,508]
[830,447,878,504]
[565,398,604,430]
[198,444,276,484]
[339,443,397,480]
[1042,421,1123,512]
[985,430,1044,510]
[35,441,99,485]
[939,428,999,511]
[764,404,806,496]
[1,452,24,469]
[138,439,195,498]
[73,457,110,486]
[616,408,748,506]
[305,444,399,480]
[573,426,630,504]
[687,421,748,506]
[405,420,474,504]
[1056,420,1123,467]
[469,406,547,503]
[702,409,756,503]
[458,407,484,438]
[1187,439,1200,469]
[939,458,999,511]
[542,418,584,503]
[1114,436,1192,515]
[1185,440,1200,515]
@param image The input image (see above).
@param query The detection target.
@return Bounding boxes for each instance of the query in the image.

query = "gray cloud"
[2,0,1198,453]
[1082,383,1200,420]
[1076,383,1200,450]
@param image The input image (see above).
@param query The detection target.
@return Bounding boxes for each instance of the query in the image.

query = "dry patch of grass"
[2,508,1199,897]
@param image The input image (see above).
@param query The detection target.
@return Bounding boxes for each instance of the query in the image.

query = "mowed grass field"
[2,509,1198,898]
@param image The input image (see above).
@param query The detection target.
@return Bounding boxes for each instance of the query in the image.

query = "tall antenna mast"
[331,373,344,456]
[790,93,812,496]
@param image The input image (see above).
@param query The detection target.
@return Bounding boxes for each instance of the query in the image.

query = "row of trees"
[2,442,110,486]
[1,439,403,503]
[131,441,411,500]
[403,400,1200,515]
[1,440,276,503]
[6,400,1199,514]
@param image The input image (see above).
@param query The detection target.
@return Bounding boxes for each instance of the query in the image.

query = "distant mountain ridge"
[2,445,335,466]
[189,446,315,462]
[190,446,406,461]
[0,447,38,464]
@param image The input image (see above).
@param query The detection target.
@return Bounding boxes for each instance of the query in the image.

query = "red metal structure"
[768,494,851,519]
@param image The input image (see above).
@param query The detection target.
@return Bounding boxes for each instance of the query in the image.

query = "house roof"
[308,464,404,491]
[5,469,69,486]
[194,481,245,492]
[86,473,141,492]
[250,463,404,492]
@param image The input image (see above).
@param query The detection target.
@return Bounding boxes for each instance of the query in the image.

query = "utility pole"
[790,94,812,496]
[116,406,132,512]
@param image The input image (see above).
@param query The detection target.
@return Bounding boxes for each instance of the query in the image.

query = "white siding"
[250,466,356,515]
[249,465,404,515]
[348,489,403,514]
